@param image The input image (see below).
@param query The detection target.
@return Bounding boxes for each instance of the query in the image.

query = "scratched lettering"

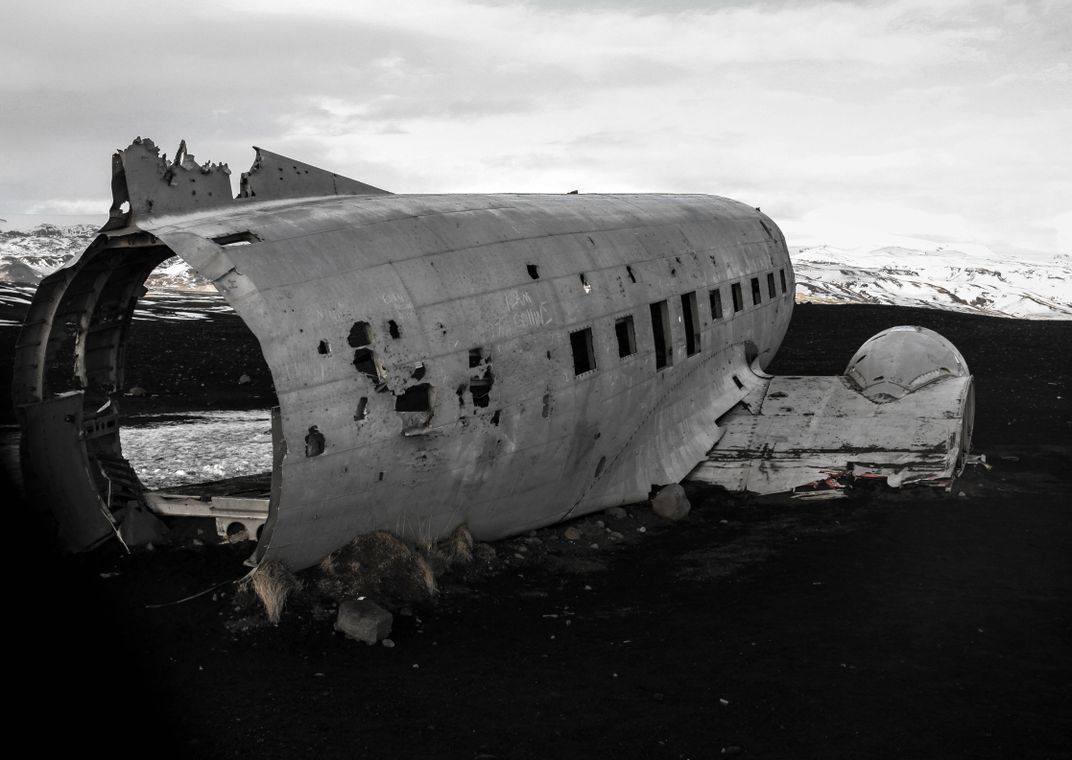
[504,289,534,311]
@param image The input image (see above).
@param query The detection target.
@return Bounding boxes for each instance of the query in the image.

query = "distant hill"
[1,222,1069,320]
[792,245,1072,320]
[0,223,212,292]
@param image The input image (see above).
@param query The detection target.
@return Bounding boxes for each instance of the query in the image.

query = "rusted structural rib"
[689,327,975,493]
[14,138,795,568]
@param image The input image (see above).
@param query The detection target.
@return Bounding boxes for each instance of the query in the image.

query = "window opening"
[615,315,637,358]
[779,268,787,294]
[767,272,777,299]
[570,327,596,375]
[681,292,700,356]
[751,277,762,306]
[710,288,723,320]
[731,283,744,313]
[649,300,672,369]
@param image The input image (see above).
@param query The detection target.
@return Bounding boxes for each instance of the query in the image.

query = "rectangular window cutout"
[751,277,762,306]
[570,327,596,375]
[779,268,787,294]
[731,283,744,313]
[649,300,672,369]
[710,288,723,320]
[615,315,637,358]
[767,272,777,299]
[681,292,700,356]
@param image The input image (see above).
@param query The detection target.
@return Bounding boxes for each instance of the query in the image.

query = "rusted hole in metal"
[304,425,325,457]
[396,384,434,434]
[388,320,401,339]
[348,321,372,347]
[732,375,744,390]
[570,327,596,375]
[348,321,379,381]
[353,348,379,381]
[411,363,426,381]
[469,348,493,407]
[456,384,467,407]
[626,265,636,283]
[317,340,330,355]
[580,273,591,293]
[378,472,384,481]
[527,264,540,280]
[490,410,502,426]
[395,383,432,412]
[542,393,552,418]
[470,371,493,408]
[355,397,368,421]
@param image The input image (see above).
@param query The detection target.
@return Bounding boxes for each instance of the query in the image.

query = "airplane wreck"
[13,138,975,570]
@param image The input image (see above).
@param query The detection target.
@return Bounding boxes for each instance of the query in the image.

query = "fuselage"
[15,177,793,569]
[150,193,794,567]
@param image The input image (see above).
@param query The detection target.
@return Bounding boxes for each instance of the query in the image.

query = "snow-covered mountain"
[1,222,1069,320]
[0,223,211,292]
[793,245,1072,320]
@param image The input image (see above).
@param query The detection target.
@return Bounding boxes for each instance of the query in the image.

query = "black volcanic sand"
[4,303,1072,759]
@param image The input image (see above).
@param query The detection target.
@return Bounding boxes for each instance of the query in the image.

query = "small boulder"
[563,526,582,541]
[126,386,148,397]
[336,599,394,645]
[651,484,691,520]
[604,506,628,520]
[238,373,252,385]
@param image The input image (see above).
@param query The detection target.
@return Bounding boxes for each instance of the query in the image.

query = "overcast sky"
[3,0,1069,256]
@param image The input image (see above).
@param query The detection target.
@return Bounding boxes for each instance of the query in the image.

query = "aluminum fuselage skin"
[16,186,792,569]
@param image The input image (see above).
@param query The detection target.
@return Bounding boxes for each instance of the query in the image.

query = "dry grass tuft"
[440,524,474,566]
[248,560,299,625]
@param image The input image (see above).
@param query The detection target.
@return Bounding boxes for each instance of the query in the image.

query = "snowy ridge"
[792,245,1072,320]
[0,223,211,292]
[1,223,1068,320]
